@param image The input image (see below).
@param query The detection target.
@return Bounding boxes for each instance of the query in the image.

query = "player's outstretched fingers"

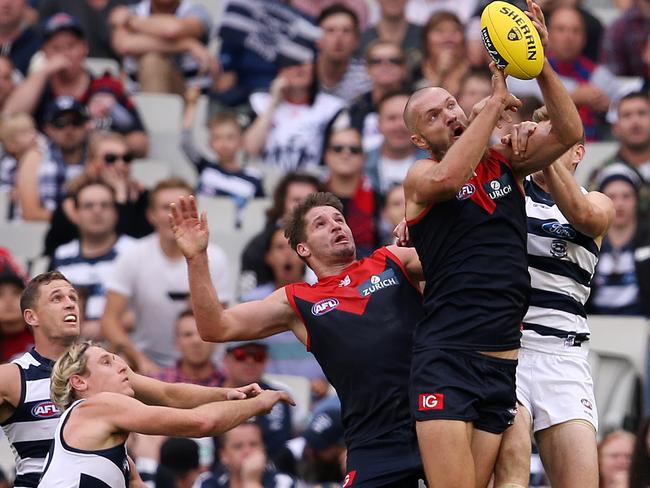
[178,196,190,220]
[200,210,208,231]
[189,195,199,219]
[169,203,180,231]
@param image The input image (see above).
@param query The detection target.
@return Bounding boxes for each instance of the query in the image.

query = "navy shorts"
[343,431,424,487]
[410,349,517,434]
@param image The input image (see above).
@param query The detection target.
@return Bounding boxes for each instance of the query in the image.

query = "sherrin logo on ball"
[480,1,544,80]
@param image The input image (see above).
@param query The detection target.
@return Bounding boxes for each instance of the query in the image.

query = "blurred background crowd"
[0,0,649,486]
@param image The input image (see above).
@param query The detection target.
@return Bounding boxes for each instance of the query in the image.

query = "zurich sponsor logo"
[311,298,339,316]
[358,269,399,297]
[456,183,476,200]
[542,221,576,239]
[31,401,60,418]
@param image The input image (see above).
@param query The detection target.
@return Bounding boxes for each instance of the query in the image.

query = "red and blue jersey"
[285,247,423,452]
[407,149,530,352]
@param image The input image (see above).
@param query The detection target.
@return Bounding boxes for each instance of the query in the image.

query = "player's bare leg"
[417,419,474,488]
[472,428,506,488]
[536,420,598,488]
[493,405,532,487]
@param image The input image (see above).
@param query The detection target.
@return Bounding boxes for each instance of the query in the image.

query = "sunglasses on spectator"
[368,57,403,66]
[103,152,134,165]
[329,144,363,155]
[51,116,86,129]
[229,346,268,363]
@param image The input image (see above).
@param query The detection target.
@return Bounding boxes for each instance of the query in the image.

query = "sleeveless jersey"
[1,348,60,488]
[407,149,530,351]
[522,179,600,356]
[39,399,130,488]
[285,247,423,452]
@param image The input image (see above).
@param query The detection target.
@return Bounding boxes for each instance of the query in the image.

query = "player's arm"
[169,196,304,344]
[501,0,583,178]
[542,160,614,239]
[404,63,516,207]
[128,370,263,408]
[0,363,20,423]
[385,245,425,283]
[78,390,294,438]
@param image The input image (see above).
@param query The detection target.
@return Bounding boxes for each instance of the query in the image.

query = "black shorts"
[410,349,517,434]
[344,433,424,487]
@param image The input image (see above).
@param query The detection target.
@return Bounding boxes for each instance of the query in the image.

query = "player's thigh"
[493,404,533,487]
[471,427,505,488]
[536,420,598,488]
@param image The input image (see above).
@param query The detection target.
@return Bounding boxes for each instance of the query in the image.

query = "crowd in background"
[0,0,650,486]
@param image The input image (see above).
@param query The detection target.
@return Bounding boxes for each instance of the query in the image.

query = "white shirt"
[377,153,417,193]
[105,234,232,367]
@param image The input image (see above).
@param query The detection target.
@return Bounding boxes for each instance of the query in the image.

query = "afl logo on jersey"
[542,221,576,239]
[456,183,476,200]
[31,401,60,418]
[311,298,339,316]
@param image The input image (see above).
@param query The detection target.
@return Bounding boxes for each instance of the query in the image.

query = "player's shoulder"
[0,361,21,407]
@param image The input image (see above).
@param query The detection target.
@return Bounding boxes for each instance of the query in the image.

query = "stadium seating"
[0,221,48,261]
[240,197,272,235]
[575,141,618,187]
[197,195,238,232]
[130,159,172,188]
[0,190,9,224]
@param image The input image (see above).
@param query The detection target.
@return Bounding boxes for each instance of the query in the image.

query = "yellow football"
[480,1,544,80]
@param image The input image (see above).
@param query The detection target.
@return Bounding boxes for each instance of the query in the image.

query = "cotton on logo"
[419,393,444,411]
[342,470,357,487]
[31,401,59,418]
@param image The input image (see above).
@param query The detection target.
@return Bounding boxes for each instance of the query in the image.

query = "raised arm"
[503,0,584,177]
[243,77,286,157]
[542,158,614,240]
[0,363,20,424]
[81,389,294,438]
[169,196,304,344]
[128,370,263,408]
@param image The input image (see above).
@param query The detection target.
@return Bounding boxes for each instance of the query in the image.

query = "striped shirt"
[522,179,600,356]
[319,57,372,104]
[0,349,60,488]
[38,399,129,488]
[51,235,136,320]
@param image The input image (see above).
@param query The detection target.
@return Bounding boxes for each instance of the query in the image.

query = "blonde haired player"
[39,341,293,487]
[494,107,613,488]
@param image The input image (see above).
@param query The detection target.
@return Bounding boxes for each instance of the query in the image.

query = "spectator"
[38,0,138,60]
[274,406,345,485]
[548,6,614,141]
[200,422,297,488]
[156,309,225,387]
[591,92,650,217]
[221,342,293,454]
[0,112,38,217]
[50,180,135,340]
[413,11,469,97]
[44,130,152,257]
[101,178,232,373]
[536,0,604,63]
[182,87,264,206]
[15,96,89,221]
[240,227,325,384]
[0,56,16,112]
[379,183,405,245]
[630,417,650,488]
[457,68,492,119]
[240,172,322,294]
[358,0,421,67]
[158,437,202,488]
[587,166,650,316]
[4,13,149,156]
[244,59,344,172]
[110,0,215,94]
[291,0,369,30]
[0,249,31,362]
[316,4,372,103]
[349,40,409,151]
[600,0,650,78]
[598,430,636,488]
[399,0,476,25]
[0,0,42,76]
[364,91,426,194]
[323,125,381,258]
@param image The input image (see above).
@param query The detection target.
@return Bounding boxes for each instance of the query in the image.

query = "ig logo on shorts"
[418,393,444,411]
[342,470,357,487]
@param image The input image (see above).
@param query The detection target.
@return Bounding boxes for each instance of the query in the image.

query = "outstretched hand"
[501,120,539,157]
[525,0,548,48]
[168,195,209,260]
[227,383,264,400]
[488,62,521,114]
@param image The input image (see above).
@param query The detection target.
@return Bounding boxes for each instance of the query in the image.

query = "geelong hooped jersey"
[285,247,423,452]
[0,348,60,488]
[407,149,530,351]
[522,179,599,356]
[38,400,130,488]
